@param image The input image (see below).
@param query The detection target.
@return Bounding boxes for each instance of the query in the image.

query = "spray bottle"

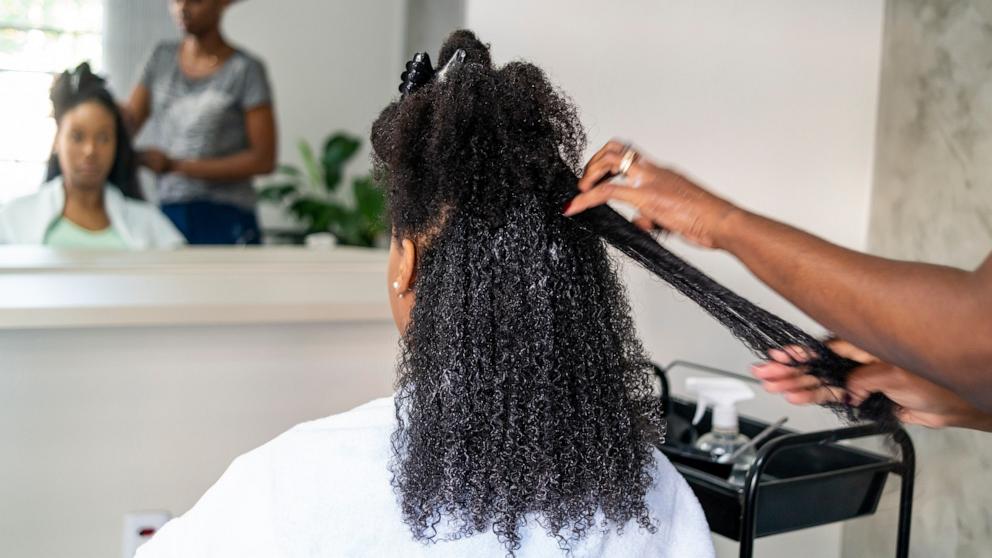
[686,377,756,485]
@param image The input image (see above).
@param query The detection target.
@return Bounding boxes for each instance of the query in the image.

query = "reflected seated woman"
[136,31,713,557]
[0,64,184,249]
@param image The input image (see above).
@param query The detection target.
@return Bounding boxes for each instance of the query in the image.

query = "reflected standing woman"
[123,0,277,244]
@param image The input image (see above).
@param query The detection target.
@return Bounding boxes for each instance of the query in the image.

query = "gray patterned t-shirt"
[138,42,272,210]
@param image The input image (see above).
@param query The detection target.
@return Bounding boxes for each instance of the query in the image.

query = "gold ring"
[618,147,637,177]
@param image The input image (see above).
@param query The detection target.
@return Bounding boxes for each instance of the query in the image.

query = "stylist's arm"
[753,340,992,432]
[565,140,992,411]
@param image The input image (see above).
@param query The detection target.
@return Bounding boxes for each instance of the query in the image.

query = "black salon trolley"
[653,361,915,558]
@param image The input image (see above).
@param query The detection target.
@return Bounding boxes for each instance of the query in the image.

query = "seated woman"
[0,64,184,249]
[136,31,713,557]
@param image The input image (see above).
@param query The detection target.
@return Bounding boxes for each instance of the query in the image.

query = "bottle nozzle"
[692,396,710,426]
[686,377,755,431]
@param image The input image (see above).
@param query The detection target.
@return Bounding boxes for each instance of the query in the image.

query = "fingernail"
[562,200,573,215]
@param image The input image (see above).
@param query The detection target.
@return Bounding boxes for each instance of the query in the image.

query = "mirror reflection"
[0,0,452,248]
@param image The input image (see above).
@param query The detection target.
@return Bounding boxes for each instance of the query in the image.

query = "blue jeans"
[161,201,262,245]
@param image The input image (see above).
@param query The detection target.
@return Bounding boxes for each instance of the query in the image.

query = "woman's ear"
[396,237,417,293]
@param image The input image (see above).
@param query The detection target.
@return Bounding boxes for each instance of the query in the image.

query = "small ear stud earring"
[392,281,399,290]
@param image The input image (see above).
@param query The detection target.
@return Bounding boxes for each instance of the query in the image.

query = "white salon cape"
[137,397,715,558]
[0,176,184,248]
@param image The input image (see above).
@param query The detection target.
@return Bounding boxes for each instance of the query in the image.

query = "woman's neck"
[62,179,110,231]
[180,30,233,79]
[183,29,230,60]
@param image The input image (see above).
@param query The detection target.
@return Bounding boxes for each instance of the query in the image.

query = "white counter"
[0,246,392,329]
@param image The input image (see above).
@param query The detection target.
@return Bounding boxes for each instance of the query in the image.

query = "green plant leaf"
[310,207,334,234]
[275,132,388,248]
[322,133,361,166]
[353,176,386,224]
[289,197,351,235]
[288,197,330,224]
[257,183,299,203]
[277,164,302,177]
[321,133,361,193]
[297,140,323,192]
[333,212,366,247]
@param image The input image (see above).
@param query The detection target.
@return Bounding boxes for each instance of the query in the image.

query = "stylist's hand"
[140,149,174,175]
[752,339,992,430]
[563,140,740,249]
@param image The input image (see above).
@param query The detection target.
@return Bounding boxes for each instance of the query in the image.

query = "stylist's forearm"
[957,409,992,432]
[174,150,276,182]
[715,208,992,409]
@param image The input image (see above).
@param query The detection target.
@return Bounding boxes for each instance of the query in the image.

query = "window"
[0,0,104,204]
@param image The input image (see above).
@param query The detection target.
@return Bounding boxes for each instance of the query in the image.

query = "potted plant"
[258,132,387,247]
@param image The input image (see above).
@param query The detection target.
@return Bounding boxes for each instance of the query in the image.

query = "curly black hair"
[372,31,667,554]
[47,63,143,200]
[372,27,896,556]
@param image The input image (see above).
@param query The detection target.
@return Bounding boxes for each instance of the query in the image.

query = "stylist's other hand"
[140,149,174,175]
[752,339,992,430]
[563,140,740,249]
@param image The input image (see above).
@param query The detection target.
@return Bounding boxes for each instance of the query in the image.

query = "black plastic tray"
[660,397,896,539]
[652,360,914,558]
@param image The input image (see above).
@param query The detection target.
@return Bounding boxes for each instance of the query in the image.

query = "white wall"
[103,0,178,99]
[467,1,885,556]
[404,0,466,58]
[224,0,406,229]
[224,0,405,170]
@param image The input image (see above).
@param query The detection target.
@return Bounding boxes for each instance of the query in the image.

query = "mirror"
[0,0,463,248]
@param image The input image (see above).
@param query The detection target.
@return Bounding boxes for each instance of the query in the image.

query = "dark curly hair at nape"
[372,30,666,554]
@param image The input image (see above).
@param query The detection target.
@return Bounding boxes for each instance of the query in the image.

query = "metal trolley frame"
[655,361,914,558]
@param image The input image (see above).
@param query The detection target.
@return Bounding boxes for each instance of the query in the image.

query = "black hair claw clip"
[399,52,435,98]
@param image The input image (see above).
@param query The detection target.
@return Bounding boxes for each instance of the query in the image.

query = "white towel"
[137,397,715,558]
